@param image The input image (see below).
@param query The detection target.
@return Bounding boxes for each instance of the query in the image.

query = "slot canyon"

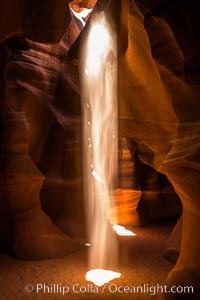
[0,1,199,299]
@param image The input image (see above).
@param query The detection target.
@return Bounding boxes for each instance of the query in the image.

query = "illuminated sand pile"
[113,224,136,237]
[86,269,121,287]
[81,12,121,285]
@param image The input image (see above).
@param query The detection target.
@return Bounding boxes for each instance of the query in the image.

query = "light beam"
[81,12,119,286]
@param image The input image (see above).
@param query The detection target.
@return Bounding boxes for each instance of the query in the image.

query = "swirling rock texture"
[119,0,200,295]
[0,0,90,260]
[0,0,199,297]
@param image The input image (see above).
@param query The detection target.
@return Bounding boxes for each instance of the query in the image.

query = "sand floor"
[0,224,174,300]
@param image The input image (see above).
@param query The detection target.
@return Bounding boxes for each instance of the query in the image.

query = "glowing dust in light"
[82,12,118,269]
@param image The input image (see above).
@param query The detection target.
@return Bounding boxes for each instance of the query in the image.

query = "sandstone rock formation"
[0,0,199,297]
[0,0,88,259]
[119,0,200,294]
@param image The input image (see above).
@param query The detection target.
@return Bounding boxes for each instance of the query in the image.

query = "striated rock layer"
[119,0,200,293]
[0,1,199,295]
